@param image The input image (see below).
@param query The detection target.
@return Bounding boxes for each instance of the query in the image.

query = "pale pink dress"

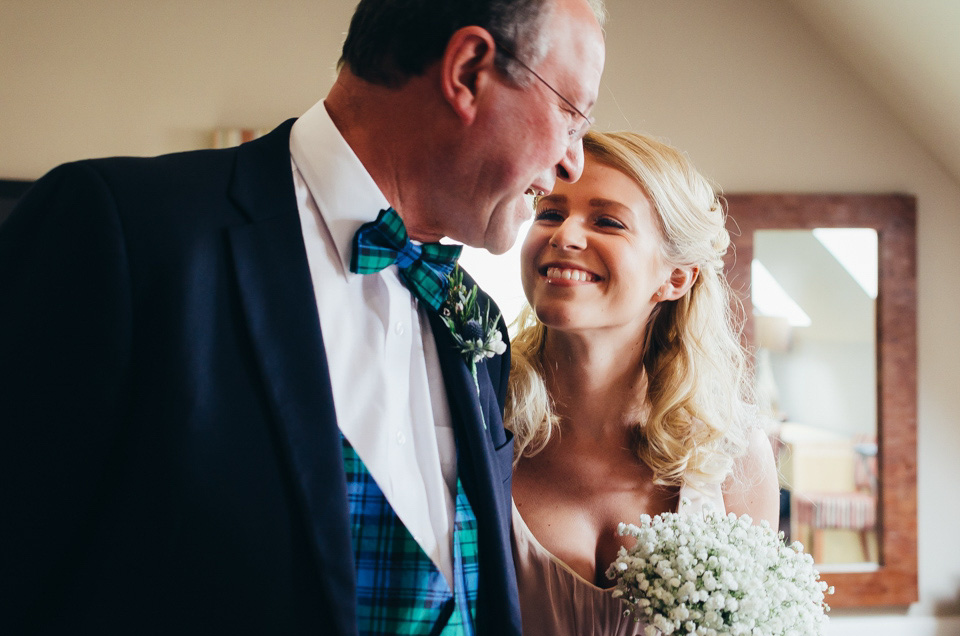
[511,481,726,636]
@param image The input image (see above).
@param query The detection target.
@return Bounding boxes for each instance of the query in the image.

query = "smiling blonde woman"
[507,130,780,636]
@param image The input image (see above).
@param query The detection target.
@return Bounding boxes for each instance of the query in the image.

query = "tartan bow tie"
[350,208,462,311]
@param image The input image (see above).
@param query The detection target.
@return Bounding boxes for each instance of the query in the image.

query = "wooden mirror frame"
[723,193,917,608]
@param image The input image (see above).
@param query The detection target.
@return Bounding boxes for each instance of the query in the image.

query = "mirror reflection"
[754,229,879,571]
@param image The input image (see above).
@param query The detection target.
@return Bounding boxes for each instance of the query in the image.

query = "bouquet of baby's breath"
[606,500,833,636]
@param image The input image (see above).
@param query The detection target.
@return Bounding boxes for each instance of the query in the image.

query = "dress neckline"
[511,480,724,593]
[511,498,612,592]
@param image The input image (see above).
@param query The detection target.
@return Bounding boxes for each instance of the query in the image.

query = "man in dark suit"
[0,0,605,633]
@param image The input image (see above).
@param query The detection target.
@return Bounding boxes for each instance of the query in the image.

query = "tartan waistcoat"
[342,435,479,635]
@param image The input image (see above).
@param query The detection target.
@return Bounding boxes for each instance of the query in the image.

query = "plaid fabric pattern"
[350,207,462,311]
[342,436,479,636]
[444,480,479,635]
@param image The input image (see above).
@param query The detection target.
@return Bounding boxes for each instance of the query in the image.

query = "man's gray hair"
[340,0,606,88]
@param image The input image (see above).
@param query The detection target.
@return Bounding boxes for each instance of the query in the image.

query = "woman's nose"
[549,219,586,250]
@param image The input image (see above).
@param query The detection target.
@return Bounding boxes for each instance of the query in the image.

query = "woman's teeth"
[546,267,596,282]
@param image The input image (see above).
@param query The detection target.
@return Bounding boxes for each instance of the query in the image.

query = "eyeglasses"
[496,44,594,143]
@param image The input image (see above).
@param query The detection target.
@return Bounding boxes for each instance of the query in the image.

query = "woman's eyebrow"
[588,198,629,211]
[537,194,567,205]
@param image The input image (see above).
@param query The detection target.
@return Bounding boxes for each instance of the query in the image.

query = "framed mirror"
[723,193,917,607]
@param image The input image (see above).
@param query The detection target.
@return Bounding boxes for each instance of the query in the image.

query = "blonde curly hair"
[506,130,753,488]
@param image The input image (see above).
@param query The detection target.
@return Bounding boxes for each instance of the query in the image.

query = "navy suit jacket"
[0,121,520,635]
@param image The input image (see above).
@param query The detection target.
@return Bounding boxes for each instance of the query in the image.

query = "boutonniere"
[441,267,507,366]
[440,267,507,427]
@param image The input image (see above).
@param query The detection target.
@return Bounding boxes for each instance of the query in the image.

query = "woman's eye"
[535,209,564,222]
[597,217,626,229]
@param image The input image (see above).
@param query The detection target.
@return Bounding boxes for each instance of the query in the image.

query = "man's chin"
[482,225,523,255]
[483,238,512,256]
[483,203,532,254]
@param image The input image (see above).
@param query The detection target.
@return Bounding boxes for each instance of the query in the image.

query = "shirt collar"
[290,99,391,275]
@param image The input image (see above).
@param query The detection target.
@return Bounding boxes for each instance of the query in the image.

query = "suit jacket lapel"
[427,306,519,635]
[425,309,507,510]
[225,121,355,634]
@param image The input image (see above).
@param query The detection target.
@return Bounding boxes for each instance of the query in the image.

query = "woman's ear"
[657,266,700,302]
[440,26,498,125]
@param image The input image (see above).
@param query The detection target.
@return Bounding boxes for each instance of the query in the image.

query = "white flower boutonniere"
[441,267,506,428]
[441,267,507,365]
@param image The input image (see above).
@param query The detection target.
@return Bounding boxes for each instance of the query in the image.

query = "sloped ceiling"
[785,0,960,187]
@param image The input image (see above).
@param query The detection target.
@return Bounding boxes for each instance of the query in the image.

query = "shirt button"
[396,430,406,446]
[395,321,405,335]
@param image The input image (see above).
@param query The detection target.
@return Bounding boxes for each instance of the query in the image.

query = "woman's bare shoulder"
[722,426,781,527]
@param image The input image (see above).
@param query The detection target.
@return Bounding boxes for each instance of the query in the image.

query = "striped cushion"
[795,492,876,530]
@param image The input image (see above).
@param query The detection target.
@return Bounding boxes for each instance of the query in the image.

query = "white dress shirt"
[289,100,458,584]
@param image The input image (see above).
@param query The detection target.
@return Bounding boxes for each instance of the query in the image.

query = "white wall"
[2,0,959,629]
[0,0,355,178]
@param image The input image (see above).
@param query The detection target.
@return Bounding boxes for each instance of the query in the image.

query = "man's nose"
[555,138,585,184]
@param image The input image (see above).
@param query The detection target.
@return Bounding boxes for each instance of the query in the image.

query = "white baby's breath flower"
[606,503,832,635]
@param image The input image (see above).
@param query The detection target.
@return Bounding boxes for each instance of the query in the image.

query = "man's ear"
[657,266,700,302]
[440,26,498,125]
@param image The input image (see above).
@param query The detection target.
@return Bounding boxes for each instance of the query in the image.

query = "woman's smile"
[543,265,601,284]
